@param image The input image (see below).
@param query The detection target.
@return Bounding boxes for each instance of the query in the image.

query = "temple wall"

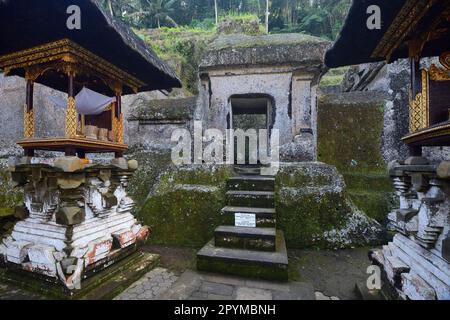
[317,91,397,223]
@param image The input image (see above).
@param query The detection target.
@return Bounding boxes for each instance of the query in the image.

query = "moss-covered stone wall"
[0,161,22,240]
[137,165,234,247]
[317,92,396,223]
[275,162,385,249]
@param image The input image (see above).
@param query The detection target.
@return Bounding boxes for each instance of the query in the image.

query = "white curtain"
[50,87,116,115]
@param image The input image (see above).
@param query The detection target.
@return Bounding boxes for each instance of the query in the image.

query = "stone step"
[214,226,276,251]
[233,166,265,176]
[221,206,276,228]
[226,190,275,208]
[227,176,275,192]
[197,230,288,282]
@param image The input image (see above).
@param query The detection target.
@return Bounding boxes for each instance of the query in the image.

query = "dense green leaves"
[102,0,351,39]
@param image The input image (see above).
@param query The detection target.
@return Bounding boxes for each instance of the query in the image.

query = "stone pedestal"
[0,157,149,291]
[370,159,450,300]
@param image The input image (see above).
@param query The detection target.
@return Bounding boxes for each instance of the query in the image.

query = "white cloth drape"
[49,87,116,115]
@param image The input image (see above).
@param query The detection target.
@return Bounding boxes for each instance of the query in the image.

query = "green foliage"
[103,0,351,39]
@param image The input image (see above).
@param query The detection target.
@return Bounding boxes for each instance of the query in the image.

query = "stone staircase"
[197,168,289,281]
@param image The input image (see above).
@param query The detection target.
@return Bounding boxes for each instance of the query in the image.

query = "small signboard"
[235,213,256,228]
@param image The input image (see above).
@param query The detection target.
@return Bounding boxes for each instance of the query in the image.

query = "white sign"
[235,213,256,228]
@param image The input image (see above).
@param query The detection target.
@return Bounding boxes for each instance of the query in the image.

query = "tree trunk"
[107,0,115,16]
[214,0,218,25]
[265,0,269,34]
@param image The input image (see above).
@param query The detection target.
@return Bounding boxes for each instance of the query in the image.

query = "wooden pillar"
[408,58,423,157]
[115,90,123,145]
[65,73,77,156]
[24,79,35,139]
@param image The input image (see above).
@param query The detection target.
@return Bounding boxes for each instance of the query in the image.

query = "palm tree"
[149,0,178,28]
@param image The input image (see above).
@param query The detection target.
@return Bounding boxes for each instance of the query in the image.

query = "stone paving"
[114,267,178,300]
[117,269,316,300]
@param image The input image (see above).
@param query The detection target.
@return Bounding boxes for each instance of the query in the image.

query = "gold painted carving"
[409,69,429,132]
[65,97,77,137]
[429,64,450,81]
[115,113,124,144]
[0,39,145,92]
[23,104,35,138]
[372,0,434,60]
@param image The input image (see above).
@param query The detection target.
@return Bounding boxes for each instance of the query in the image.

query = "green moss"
[137,165,233,247]
[317,96,386,174]
[126,149,173,208]
[0,166,22,216]
[276,190,351,248]
[343,172,393,192]
[197,255,288,281]
[348,191,397,223]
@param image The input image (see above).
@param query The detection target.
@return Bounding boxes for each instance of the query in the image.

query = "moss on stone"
[197,257,288,281]
[317,93,387,174]
[276,189,350,248]
[137,165,233,247]
[126,149,174,208]
[348,191,397,223]
[275,163,385,249]
[0,165,22,216]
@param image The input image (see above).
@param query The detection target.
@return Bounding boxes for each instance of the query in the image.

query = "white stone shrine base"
[0,157,150,291]
[371,234,450,300]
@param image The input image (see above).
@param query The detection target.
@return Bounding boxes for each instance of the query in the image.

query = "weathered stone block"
[443,236,450,263]
[57,174,85,189]
[56,206,85,226]
[27,244,57,277]
[112,230,136,248]
[104,193,118,208]
[405,157,429,165]
[14,205,29,220]
[85,238,113,265]
[112,157,128,170]
[5,240,32,264]
[54,156,84,172]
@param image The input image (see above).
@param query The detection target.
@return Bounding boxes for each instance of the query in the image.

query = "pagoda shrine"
[326,0,450,299]
[0,0,181,291]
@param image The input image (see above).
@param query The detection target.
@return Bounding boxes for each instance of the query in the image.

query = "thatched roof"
[325,0,450,68]
[0,0,181,92]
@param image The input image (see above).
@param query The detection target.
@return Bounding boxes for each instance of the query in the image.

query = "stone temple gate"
[196,33,330,162]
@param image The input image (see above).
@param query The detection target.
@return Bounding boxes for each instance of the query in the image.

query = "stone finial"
[128,159,139,170]
[437,161,450,179]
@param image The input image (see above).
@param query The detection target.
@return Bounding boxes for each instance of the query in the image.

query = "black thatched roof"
[0,0,181,92]
[325,0,450,68]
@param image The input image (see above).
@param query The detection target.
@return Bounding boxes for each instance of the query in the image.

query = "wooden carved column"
[65,72,77,156]
[65,72,77,138]
[24,79,35,139]
[115,88,123,144]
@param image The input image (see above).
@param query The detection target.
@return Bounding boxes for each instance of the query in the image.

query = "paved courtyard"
[0,246,374,300]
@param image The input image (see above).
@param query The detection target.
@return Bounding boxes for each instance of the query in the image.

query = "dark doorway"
[229,95,273,165]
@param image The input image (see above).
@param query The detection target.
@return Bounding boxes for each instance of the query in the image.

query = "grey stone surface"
[114,267,178,300]
[235,287,272,300]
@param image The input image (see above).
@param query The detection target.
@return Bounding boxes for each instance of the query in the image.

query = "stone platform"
[0,251,159,299]
[0,156,150,291]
